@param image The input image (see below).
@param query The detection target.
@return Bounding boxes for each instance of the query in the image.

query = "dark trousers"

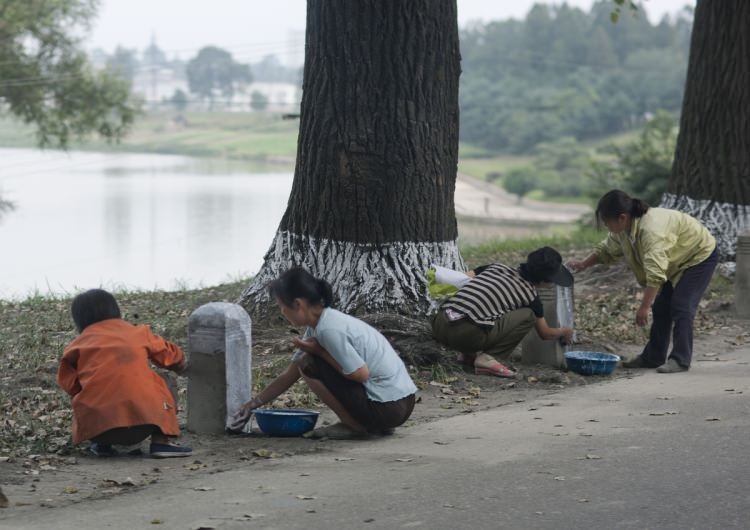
[300,356,416,433]
[641,248,718,368]
[432,308,535,358]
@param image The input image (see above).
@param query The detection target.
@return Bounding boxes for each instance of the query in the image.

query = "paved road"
[454,173,589,223]
[5,343,749,530]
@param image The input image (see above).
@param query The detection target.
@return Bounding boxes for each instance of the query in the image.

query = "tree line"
[459,1,692,153]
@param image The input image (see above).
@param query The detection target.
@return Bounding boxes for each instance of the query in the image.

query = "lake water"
[0,149,293,299]
[0,148,553,299]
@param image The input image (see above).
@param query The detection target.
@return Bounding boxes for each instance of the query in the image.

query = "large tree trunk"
[240,0,463,316]
[661,0,750,257]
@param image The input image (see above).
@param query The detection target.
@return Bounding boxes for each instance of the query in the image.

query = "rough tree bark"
[240,0,463,316]
[661,0,750,257]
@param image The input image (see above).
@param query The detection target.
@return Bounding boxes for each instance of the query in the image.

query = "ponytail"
[269,267,334,308]
[630,198,649,218]
[316,278,333,308]
[595,189,649,227]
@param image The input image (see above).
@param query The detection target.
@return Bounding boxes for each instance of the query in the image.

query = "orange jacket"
[57,319,184,443]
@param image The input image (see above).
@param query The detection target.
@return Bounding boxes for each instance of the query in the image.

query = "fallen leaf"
[578,498,589,503]
[150,519,163,525]
[527,376,539,383]
[296,495,316,500]
[334,457,355,462]
[193,486,215,491]
[553,476,566,481]
[394,458,413,462]
[364,518,376,523]
[705,417,721,422]
[63,486,78,494]
[649,411,679,416]
[306,509,316,514]
[252,449,281,459]
[0,457,9,463]
[433,441,449,445]
[585,454,602,460]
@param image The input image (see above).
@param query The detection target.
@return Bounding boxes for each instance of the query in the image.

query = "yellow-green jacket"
[594,207,716,288]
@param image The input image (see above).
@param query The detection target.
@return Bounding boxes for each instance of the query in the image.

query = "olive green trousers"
[432,308,535,358]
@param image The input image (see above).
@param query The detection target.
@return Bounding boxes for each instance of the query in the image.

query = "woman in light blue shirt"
[235,268,417,440]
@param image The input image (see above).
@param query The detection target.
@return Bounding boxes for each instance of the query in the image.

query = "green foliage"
[588,110,676,203]
[459,1,692,154]
[106,46,138,85]
[503,167,538,202]
[250,90,270,112]
[169,89,188,112]
[0,0,138,148]
[186,46,252,105]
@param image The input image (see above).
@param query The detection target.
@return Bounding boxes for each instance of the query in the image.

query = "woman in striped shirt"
[432,247,574,377]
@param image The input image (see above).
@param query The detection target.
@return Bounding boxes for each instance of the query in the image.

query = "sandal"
[475,361,516,378]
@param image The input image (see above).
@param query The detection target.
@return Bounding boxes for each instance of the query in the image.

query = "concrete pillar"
[521,285,574,369]
[736,231,750,319]
[187,303,252,434]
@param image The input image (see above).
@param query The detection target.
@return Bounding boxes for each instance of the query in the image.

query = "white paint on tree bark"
[661,192,750,257]
[240,230,465,315]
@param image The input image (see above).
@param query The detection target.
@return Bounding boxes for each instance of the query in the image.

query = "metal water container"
[520,285,574,368]
[736,230,750,319]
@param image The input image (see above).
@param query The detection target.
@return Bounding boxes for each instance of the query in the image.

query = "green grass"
[0,111,301,163]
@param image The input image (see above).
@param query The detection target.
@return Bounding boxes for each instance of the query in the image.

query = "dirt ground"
[0,262,741,521]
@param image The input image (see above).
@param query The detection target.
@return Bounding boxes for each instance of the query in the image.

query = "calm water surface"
[0,148,292,298]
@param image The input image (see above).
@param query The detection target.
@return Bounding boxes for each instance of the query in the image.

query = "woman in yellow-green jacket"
[569,190,717,373]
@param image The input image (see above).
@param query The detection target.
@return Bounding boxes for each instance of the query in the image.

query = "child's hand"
[292,337,323,356]
[173,359,188,375]
[560,327,575,345]
[229,398,261,432]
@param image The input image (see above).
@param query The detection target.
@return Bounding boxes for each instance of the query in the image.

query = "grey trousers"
[432,308,535,358]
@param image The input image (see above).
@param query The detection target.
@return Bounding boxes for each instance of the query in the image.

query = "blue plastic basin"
[253,409,320,437]
[565,351,621,376]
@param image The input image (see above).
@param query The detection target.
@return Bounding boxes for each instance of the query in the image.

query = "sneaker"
[656,358,689,373]
[149,442,193,458]
[622,355,650,369]
[88,443,118,457]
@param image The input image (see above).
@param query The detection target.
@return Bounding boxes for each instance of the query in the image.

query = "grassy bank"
[0,227,733,458]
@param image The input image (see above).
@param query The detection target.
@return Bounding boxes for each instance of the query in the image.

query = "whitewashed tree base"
[240,231,465,315]
[661,193,750,258]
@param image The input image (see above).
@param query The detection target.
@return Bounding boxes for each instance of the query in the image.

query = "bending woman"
[432,247,575,377]
[568,190,717,373]
[234,268,417,440]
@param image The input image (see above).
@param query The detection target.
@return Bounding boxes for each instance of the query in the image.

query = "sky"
[87,0,692,66]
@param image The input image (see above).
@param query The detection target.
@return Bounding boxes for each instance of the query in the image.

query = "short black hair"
[71,289,122,332]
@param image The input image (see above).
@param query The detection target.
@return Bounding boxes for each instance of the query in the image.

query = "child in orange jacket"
[57,289,192,458]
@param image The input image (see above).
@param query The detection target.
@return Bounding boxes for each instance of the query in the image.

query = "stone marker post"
[521,285,574,369]
[736,231,750,319]
[187,303,252,434]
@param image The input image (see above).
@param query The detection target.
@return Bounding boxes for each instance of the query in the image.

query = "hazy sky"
[87,0,692,65]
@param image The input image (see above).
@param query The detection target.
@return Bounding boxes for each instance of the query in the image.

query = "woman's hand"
[559,327,575,345]
[566,259,586,273]
[292,337,324,356]
[635,306,650,326]
[229,397,262,432]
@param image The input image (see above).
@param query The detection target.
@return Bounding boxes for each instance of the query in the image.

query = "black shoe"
[621,355,649,369]
[656,358,689,373]
[89,443,118,457]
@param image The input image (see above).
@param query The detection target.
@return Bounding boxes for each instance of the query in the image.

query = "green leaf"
[610,12,619,23]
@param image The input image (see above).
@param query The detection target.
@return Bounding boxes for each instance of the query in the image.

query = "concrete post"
[520,285,574,369]
[187,303,252,434]
[736,231,750,319]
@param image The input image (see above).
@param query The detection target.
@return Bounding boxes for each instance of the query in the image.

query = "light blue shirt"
[292,308,417,403]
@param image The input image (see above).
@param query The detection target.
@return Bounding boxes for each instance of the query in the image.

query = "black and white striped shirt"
[442,264,540,327]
